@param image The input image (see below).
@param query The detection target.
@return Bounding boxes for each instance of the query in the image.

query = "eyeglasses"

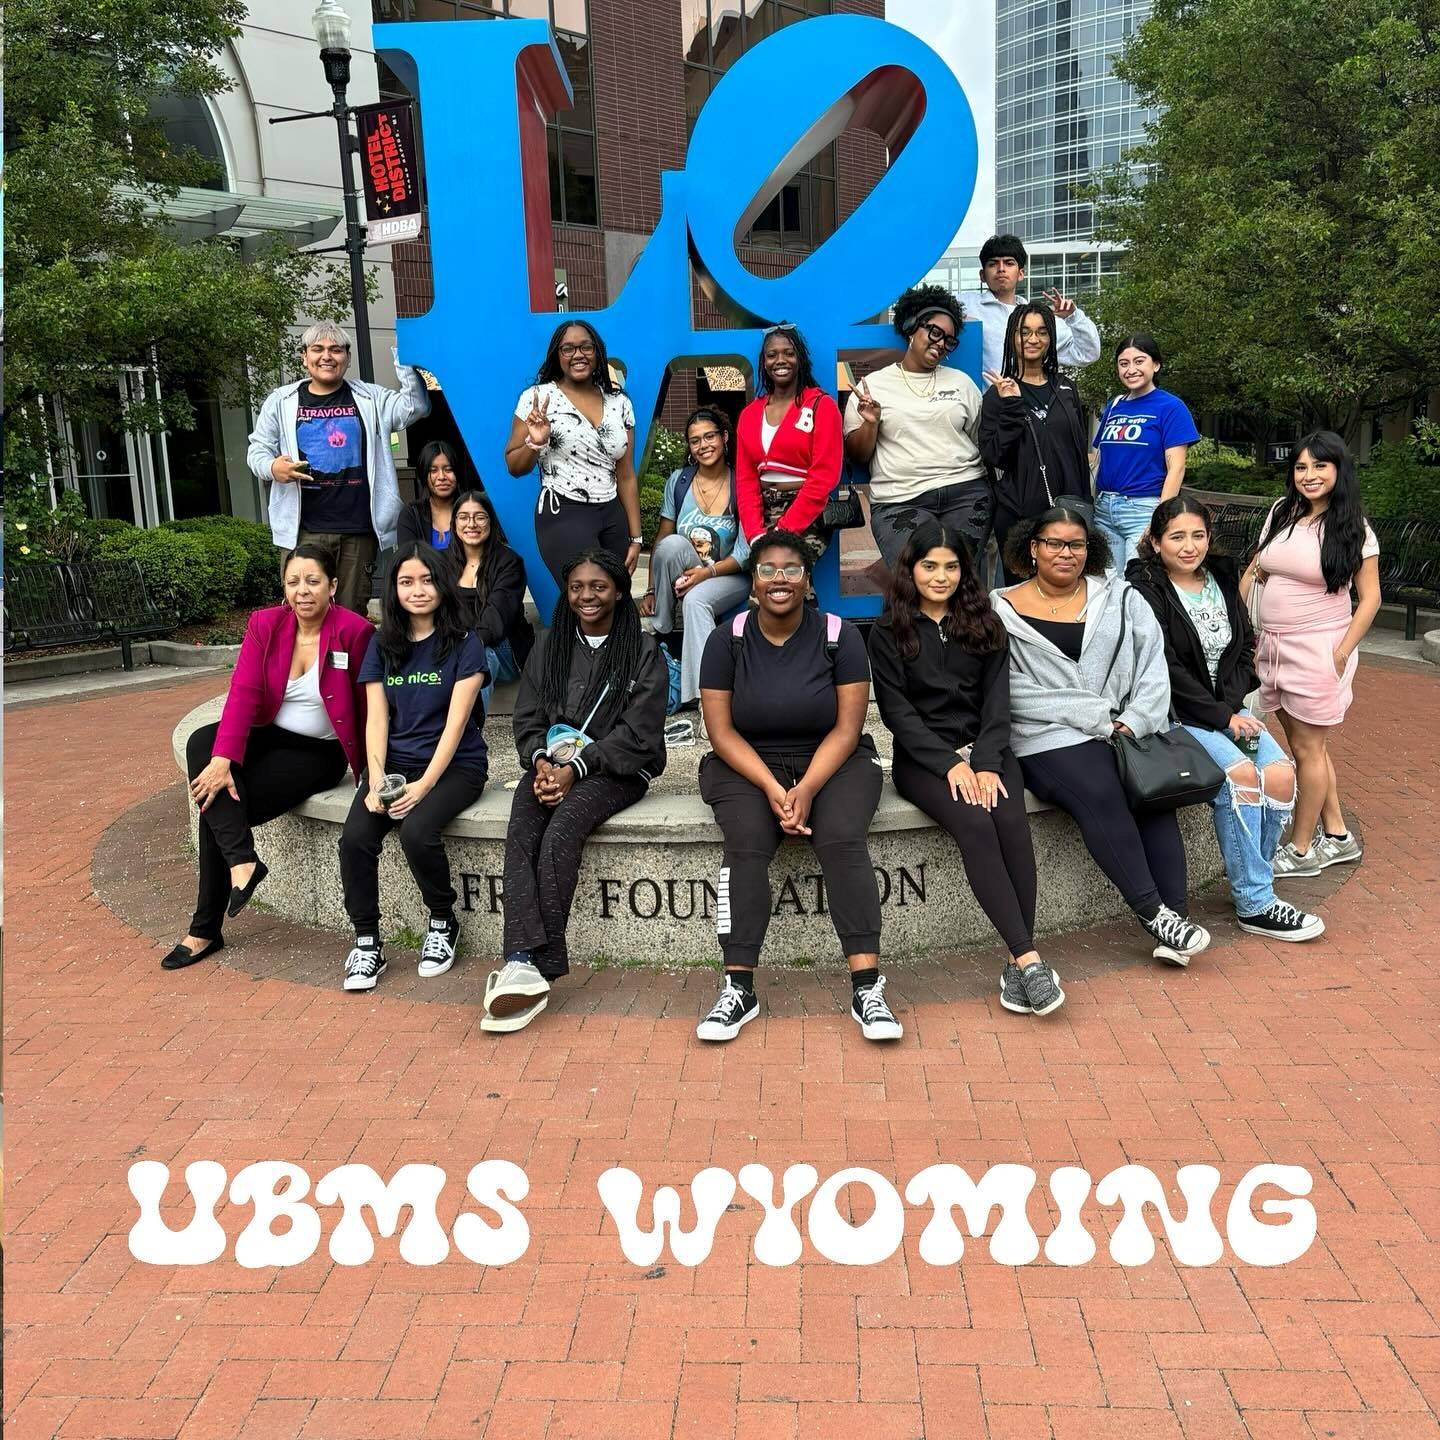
[559,341,595,358]
[689,430,724,445]
[1037,537,1089,554]
[919,322,959,354]
[754,562,807,581]
[455,512,489,527]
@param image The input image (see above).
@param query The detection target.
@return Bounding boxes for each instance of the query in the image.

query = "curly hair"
[1002,504,1111,578]
[892,284,964,342]
[882,522,1005,658]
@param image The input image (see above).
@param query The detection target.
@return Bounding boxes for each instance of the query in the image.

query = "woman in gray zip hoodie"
[991,505,1211,965]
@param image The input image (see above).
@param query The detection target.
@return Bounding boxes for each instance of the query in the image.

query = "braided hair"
[540,548,646,729]
[1000,301,1060,383]
[755,324,818,396]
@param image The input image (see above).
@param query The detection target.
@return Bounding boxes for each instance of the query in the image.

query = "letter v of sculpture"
[377,14,979,617]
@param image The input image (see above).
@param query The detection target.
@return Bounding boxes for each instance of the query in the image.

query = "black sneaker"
[1237,900,1326,942]
[1000,962,1031,1013]
[851,974,903,1041]
[418,914,460,977]
[343,935,386,991]
[1018,963,1065,1016]
[1141,906,1210,967]
[696,978,759,1041]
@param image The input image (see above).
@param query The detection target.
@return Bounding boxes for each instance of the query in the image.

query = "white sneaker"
[485,958,550,1018]
[1141,906,1210,967]
[480,993,548,1033]
[696,978,759,1042]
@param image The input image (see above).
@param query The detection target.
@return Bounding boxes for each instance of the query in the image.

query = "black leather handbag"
[1104,603,1226,813]
[822,481,866,531]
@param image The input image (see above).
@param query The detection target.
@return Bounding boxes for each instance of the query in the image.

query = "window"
[148,91,228,191]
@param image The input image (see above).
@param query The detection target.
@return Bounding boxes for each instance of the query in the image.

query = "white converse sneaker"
[1141,906,1210,967]
[851,974,903,1041]
[485,957,550,1018]
[697,977,759,1042]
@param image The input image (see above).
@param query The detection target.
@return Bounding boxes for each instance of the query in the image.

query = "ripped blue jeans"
[1182,713,1294,916]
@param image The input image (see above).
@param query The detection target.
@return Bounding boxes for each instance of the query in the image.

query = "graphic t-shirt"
[699,606,871,764]
[358,629,489,781]
[1172,570,1231,682]
[513,382,635,504]
[841,363,985,504]
[296,382,371,533]
[1093,387,1200,498]
[660,469,748,566]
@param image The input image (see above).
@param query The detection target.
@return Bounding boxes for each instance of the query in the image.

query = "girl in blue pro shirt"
[1091,334,1201,570]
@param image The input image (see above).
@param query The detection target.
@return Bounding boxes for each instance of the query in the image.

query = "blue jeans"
[481,637,520,715]
[1095,491,1161,573]
[1181,715,1294,915]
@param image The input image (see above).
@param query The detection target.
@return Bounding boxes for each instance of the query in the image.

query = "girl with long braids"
[1241,432,1381,877]
[339,543,490,992]
[843,285,989,571]
[978,302,1091,583]
[869,523,1063,1016]
[485,548,668,1031]
[504,320,643,585]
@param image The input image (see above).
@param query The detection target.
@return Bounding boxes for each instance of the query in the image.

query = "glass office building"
[994,0,1154,294]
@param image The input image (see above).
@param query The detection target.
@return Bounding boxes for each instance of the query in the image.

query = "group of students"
[194,233,1378,1038]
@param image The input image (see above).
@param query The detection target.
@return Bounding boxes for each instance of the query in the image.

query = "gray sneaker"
[1273,842,1322,879]
[999,962,1031,1014]
[485,957,550,1018]
[1313,830,1362,868]
[1018,963,1065,1016]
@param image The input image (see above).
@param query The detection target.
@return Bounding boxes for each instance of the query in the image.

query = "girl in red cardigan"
[735,324,843,564]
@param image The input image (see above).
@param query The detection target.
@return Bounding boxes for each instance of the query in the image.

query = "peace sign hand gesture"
[1041,288,1077,319]
[983,370,1021,399]
[525,389,552,448]
[854,377,882,426]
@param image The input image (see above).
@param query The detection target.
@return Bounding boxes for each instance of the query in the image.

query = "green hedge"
[1186,451,1440,522]
[638,471,668,546]
[164,515,276,606]
[97,527,224,625]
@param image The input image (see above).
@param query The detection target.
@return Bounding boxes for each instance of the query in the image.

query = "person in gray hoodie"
[991,504,1212,966]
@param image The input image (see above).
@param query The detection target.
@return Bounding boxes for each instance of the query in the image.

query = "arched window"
[149,91,229,192]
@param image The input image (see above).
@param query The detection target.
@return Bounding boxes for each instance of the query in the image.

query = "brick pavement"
[4,663,1439,1439]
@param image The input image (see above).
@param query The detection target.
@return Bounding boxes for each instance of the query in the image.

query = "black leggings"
[699,742,884,969]
[338,765,486,934]
[891,749,1037,957]
[503,771,649,978]
[1019,739,1187,916]
[186,722,346,941]
[535,491,629,586]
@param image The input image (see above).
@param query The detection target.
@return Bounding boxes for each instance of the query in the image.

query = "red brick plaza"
[4,657,1438,1440]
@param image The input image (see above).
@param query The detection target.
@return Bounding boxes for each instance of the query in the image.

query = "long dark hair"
[1000,302,1060,383]
[755,323,818,397]
[378,542,470,671]
[536,318,617,394]
[1257,430,1368,592]
[1138,493,1213,577]
[1003,504,1111,578]
[449,489,503,607]
[883,522,1005,657]
[540,548,645,729]
[415,440,461,498]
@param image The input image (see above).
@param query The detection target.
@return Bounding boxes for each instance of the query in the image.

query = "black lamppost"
[311,0,374,382]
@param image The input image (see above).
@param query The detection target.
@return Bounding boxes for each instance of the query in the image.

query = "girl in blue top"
[1091,333,1200,571]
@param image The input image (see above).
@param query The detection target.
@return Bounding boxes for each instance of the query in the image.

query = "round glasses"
[754,562,807,581]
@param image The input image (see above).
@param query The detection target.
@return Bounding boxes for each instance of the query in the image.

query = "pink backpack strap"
[731,610,750,638]
[825,612,841,646]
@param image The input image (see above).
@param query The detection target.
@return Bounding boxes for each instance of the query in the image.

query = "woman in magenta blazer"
[164,544,374,970]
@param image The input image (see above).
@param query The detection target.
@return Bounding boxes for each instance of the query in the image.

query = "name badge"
[331,652,349,670]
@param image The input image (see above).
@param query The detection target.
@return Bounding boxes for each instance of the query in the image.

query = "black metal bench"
[4,558,178,669]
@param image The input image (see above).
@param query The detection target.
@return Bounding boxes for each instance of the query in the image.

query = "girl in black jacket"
[450,490,535,710]
[484,548,668,1031]
[397,440,463,550]
[1126,496,1323,942]
[869,522,1064,1017]
[979,303,1090,584]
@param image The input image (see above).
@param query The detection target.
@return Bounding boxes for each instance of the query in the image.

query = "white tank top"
[272,659,337,741]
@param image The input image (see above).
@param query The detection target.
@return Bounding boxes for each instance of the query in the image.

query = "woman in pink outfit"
[1241,432,1380,879]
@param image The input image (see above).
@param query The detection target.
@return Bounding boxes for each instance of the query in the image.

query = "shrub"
[165,515,276,605]
[1184,463,1285,499]
[97,526,221,625]
[640,422,687,480]
[638,471,669,546]
[3,484,101,566]
[1359,425,1440,522]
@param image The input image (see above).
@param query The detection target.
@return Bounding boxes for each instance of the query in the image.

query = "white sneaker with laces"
[851,974,903,1041]
[696,977,759,1041]
[343,937,386,992]
[485,958,550,1018]
[1142,906,1210,967]
[418,915,459,978]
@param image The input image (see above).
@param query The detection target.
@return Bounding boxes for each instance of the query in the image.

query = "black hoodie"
[978,376,1090,517]
[1124,552,1257,732]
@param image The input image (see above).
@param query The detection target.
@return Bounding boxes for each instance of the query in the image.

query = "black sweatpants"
[503,770,648,978]
[535,491,630,586]
[1019,739,1187,915]
[186,721,346,942]
[338,765,486,934]
[699,741,884,968]
[891,749,1037,958]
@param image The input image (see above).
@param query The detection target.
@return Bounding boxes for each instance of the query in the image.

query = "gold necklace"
[1033,576,1084,615]
[897,361,938,398]
[691,468,731,514]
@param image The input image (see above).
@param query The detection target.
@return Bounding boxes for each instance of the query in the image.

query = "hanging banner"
[355,100,423,245]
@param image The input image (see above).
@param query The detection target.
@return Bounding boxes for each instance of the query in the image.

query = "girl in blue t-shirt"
[1091,333,1200,571]
[338,542,489,992]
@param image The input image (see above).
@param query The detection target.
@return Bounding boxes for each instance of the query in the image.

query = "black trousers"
[503,771,648,978]
[338,765,486,934]
[1019,739,1187,915]
[535,492,630,586]
[186,722,346,942]
[891,749,1037,958]
[699,741,884,968]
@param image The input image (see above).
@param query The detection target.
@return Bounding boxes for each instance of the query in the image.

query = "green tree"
[3,0,363,495]
[1086,0,1440,442]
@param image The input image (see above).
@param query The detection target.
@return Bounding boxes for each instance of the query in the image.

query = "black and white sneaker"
[418,913,460,977]
[1141,906,1211,967]
[1018,963,1065,1016]
[343,935,386,991]
[696,978,759,1042]
[1237,900,1326,942]
[1000,962,1031,1013]
[851,975,903,1041]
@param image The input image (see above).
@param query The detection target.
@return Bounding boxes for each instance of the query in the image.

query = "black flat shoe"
[161,937,224,970]
[226,860,269,918]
